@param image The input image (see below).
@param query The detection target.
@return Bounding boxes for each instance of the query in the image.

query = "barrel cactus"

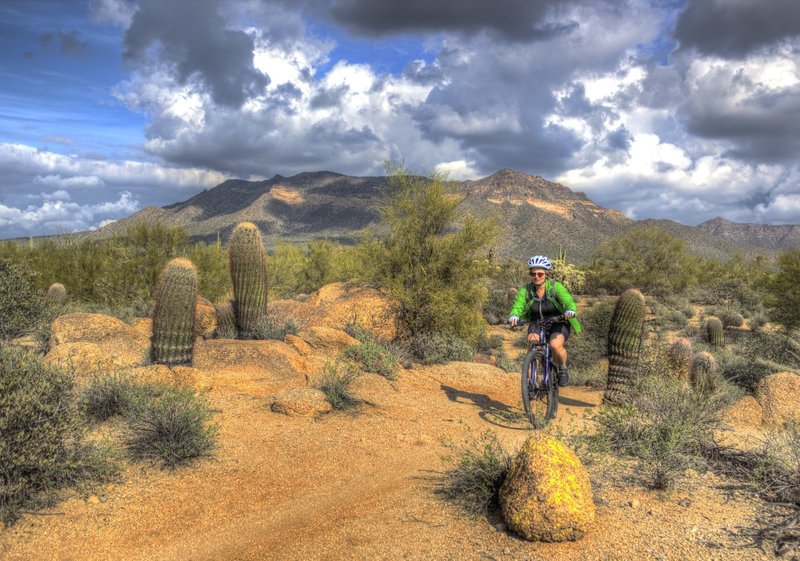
[667,338,693,381]
[46,282,67,307]
[690,352,719,396]
[214,298,238,339]
[705,317,724,348]
[152,257,198,365]
[228,222,268,337]
[604,288,646,404]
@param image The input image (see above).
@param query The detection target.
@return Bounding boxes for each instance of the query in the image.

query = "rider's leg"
[527,331,541,350]
[550,333,567,368]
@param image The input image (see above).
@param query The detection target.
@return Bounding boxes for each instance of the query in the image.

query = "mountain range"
[95,169,800,263]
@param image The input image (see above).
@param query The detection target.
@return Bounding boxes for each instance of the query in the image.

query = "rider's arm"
[508,286,528,320]
[552,281,577,314]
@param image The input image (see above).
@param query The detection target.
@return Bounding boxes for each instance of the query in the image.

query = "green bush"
[125,386,218,469]
[493,347,516,373]
[244,314,300,341]
[715,331,800,392]
[587,375,738,490]
[318,360,361,411]
[411,331,474,365]
[438,430,512,516]
[358,165,498,344]
[766,248,800,332]
[0,259,48,341]
[0,345,120,525]
[344,339,399,380]
[82,373,166,423]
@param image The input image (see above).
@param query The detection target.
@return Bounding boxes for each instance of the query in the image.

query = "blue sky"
[1,0,799,238]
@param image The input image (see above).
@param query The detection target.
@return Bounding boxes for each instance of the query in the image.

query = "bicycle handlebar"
[509,315,566,330]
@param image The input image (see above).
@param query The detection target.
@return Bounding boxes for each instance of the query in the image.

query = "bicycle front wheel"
[521,351,556,429]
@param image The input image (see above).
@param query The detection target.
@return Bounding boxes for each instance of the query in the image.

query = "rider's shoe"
[558,366,569,387]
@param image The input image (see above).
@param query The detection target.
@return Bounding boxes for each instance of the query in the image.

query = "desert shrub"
[587,375,737,490]
[125,386,218,469]
[475,332,504,353]
[438,430,512,516]
[749,312,767,332]
[318,360,361,411]
[750,422,800,557]
[713,307,745,328]
[765,248,800,332]
[551,253,586,294]
[587,225,697,296]
[494,347,516,373]
[0,259,48,341]
[358,165,498,344]
[82,373,167,422]
[715,331,800,392]
[569,359,607,389]
[245,314,300,341]
[0,345,120,525]
[411,331,474,365]
[344,339,399,381]
[568,297,616,375]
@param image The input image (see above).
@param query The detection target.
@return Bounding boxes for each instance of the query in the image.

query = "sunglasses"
[529,271,546,278]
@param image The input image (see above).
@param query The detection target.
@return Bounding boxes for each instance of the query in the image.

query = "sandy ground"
[0,362,776,561]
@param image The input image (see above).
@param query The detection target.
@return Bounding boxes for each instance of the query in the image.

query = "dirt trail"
[0,364,773,561]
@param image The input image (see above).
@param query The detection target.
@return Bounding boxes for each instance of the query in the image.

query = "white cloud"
[0,192,139,236]
[434,159,480,180]
[34,175,105,189]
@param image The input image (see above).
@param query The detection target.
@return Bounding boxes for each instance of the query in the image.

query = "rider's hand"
[508,316,519,327]
[564,310,576,319]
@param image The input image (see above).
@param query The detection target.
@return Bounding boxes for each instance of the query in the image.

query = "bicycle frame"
[525,317,559,389]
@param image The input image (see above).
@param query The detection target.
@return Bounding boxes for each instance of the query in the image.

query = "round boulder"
[500,432,595,542]
[755,372,800,425]
[271,388,332,417]
[721,395,764,428]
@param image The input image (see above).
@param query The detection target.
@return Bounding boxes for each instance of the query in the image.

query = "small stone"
[629,498,640,509]
[495,522,507,532]
[678,498,692,507]
[87,495,101,505]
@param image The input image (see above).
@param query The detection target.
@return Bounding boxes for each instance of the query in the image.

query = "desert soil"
[0,357,776,561]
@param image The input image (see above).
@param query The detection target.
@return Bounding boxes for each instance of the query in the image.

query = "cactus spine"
[152,257,198,365]
[706,317,724,348]
[690,351,718,396]
[604,288,646,404]
[46,282,67,306]
[228,222,268,337]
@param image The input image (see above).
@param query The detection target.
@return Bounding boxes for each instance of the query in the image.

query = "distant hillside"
[92,169,797,263]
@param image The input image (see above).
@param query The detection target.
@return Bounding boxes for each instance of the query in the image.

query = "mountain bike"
[514,316,564,429]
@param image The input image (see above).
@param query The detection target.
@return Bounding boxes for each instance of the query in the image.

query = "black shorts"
[528,320,571,343]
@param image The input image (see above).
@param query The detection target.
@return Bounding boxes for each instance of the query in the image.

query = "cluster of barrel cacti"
[151,257,199,365]
[604,288,646,404]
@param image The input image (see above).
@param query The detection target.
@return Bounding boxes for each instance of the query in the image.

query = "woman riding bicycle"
[508,255,581,386]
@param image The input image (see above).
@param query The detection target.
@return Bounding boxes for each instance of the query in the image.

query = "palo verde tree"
[765,248,800,332]
[359,165,499,343]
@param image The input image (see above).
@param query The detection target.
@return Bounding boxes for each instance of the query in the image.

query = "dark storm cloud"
[123,0,268,107]
[317,0,617,41]
[674,0,800,57]
[310,85,348,109]
[38,29,88,56]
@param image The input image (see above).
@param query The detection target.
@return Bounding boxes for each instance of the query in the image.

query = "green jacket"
[508,279,582,335]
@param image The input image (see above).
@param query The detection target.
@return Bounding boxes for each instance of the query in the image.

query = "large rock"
[271,388,332,417]
[271,283,398,340]
[45,313,151,376]
[297,326,358,352]
[192,339,310,394]
[500,433,595,542]
[721,395,764,428]
[755,372,800,425]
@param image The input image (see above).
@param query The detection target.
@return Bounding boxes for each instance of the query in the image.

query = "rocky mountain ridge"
[93,169,797,262]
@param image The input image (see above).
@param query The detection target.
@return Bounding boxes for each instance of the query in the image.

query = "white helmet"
[526,255,552,270]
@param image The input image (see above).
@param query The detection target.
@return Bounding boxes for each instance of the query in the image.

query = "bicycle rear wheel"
[521,351,556,429]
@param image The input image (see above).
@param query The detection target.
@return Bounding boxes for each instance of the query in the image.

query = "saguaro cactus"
[228,222,268,337]
[690,351,719,396]
[705,317,724,348]
[152,257,198,365]
[604,288,646,404]
[46,282,67,306]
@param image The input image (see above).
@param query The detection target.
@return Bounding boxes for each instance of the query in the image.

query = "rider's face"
[529,268,547,285]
